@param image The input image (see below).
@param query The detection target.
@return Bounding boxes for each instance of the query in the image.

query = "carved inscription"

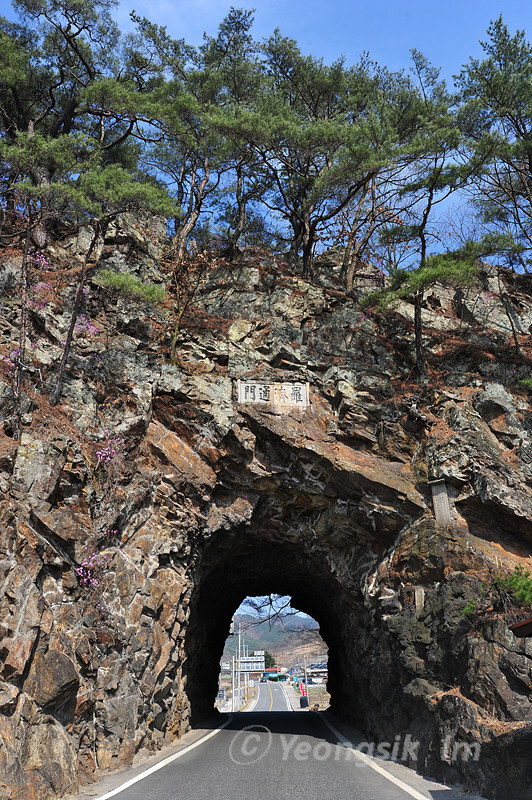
[237,381,309,408]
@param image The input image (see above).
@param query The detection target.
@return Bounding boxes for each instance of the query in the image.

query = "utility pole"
[303,655,309,709]
[237,622,241,710]
[231,655,235,713]
[243,640,248,700]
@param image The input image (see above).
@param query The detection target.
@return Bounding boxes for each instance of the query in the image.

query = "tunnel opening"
[217,595,329,711]
[184,527,364,727]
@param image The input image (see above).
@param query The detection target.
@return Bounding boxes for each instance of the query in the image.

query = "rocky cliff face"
[0,221,531,800]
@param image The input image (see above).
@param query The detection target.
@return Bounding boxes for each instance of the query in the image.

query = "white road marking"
[93,715,233,800]
[280,681,295,711]
[319,715,431,800]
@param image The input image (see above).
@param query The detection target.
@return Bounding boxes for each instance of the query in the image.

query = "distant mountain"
[222,613,321,661]
[270,629,328,668]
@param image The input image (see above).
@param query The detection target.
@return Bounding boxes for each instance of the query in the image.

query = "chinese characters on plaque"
[236,380,309,408]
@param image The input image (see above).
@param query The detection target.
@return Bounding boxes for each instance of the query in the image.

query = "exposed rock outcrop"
[0,220,531,799]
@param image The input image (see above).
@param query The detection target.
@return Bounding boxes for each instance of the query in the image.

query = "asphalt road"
[92,684,460,800]
[251,680,292,712]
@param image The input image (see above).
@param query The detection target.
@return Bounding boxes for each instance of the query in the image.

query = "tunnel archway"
[217,595,327,711]
[184,524,364,725]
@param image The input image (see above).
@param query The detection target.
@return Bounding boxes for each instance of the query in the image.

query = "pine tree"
[210,35,423,275]
[365,52,472,376]
[456,16,532,272]
[264,650,276,669]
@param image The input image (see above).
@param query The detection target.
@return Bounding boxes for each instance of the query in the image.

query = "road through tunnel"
[180,409,431,732]
[184,529,363,726]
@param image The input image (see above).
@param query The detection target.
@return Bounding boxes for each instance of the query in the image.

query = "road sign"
[240,656,265,672]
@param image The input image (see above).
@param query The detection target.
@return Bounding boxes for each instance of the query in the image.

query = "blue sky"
[109,0,531,82]
[1,0,529,82]
[236,595,307,619]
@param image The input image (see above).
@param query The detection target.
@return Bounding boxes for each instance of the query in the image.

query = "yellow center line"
[268,682,273,711]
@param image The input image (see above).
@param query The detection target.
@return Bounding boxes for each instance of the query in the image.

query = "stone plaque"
[236,380,309,408]
[430,479,451,527]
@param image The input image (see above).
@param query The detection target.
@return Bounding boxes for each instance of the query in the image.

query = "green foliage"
[519,378,532,391]
[497,565,532,609]
[207,30,427,273]
[456,16,532,271]
[362,227,521,311]
[2,2,532,282]
[76,164,174,217]
[96,269,166,303]
[264,650,276,669]
[361,254,478,310]
[0,123,172,218]
[462,598,477,617]
[0,0,120,143]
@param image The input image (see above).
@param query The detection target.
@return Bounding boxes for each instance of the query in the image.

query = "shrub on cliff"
[95,269,166,304]
[497,565,532,609]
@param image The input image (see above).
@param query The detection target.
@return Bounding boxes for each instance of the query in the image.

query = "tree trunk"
[497,270,521,355]
[301,231,314,277]
[171,159,210,264]
[173,209,202,265]
[2,173,18,239]
[414,196,431,379]
[30,166,53,248]
[287,219,303,270]
[225,164,246,260]
[296,213,313,276]
[501,293,521,355]
[342,180,374,293]
[345,240,364,294]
